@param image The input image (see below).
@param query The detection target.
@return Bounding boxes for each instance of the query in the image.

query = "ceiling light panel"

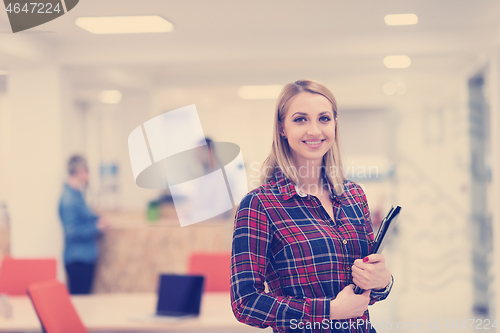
[75,16,174,34]
[384,55,412,69]
[99,90,122,104]
[384,14,418,26]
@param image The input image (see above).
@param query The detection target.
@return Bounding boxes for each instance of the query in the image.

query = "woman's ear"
[278,123,286,138]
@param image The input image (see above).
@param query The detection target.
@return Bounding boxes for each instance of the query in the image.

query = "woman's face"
[279,92,336,168]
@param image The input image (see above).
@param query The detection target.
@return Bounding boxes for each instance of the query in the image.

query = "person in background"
[59,155,109,294]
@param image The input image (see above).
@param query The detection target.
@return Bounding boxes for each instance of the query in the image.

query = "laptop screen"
[156,274,205,316]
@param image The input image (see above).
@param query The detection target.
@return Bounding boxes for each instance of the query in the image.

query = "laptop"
[130,274,205,323]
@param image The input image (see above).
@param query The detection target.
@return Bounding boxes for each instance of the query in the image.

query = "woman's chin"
[298,154,326,164]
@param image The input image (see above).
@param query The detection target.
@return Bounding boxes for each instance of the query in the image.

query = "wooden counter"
[93,211,235,293]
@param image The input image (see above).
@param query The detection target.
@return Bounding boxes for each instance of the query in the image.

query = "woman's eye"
[320,116,331,122]
[294,117,306,122]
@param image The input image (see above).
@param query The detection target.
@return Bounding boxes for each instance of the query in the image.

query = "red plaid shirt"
[230,166,393,333]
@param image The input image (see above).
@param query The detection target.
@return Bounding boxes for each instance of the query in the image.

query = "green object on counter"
[147,201,160,222]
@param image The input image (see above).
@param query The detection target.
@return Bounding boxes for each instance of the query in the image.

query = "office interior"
[1,0,500,332]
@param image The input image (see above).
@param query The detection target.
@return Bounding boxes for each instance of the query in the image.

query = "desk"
[0,292,271,332]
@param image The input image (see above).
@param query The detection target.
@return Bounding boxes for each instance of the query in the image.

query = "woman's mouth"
[302,139,325,149]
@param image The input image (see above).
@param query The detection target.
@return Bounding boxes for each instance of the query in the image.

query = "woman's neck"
[293,159,325,197]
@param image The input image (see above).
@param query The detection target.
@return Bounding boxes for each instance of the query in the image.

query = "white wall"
[6,65,65,280]
[0,92,11,205]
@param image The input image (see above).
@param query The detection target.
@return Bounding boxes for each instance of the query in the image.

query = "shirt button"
[342,239,348,245]
[347,266,351,270]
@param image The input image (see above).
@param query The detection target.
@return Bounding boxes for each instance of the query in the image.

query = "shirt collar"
[269,166,343,203]
[64,182,84,194]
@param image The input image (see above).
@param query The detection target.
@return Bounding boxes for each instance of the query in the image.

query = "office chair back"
[188,252,231,292]
[0,257,57,295]
[27,279,88,333]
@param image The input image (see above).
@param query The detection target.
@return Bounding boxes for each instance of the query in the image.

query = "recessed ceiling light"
[384,55,411,69]
[238,85,283,100]
[75,16,174,34]
[383,82,396,95]
[383,81,407,95]
[99,90,122,104]
[384,14,418,26]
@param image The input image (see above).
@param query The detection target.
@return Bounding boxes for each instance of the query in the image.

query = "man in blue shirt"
[59,155,108,294]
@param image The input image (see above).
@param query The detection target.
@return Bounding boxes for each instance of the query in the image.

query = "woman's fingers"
[364,253,385,263]
[353,259,365,268]
[351,265,364,276]
[352,266,368,288]
[353,276,368,290]
[352,255,391,290]
[354,255,386,271]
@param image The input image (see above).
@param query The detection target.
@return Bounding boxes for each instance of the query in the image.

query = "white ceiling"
[1,0,499,104]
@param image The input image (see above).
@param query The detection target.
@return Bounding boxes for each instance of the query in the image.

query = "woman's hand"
[352,254,391,291]
[330,284,370,320]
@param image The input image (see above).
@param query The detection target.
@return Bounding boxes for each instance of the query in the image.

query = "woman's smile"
[302,138,326,149]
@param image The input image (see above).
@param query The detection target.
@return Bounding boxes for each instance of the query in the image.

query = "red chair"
[0,257,57,295]
[27,279,88,333]
[188,252,231,292]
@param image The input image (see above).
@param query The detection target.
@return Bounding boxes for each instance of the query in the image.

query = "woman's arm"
[230,193,331,331]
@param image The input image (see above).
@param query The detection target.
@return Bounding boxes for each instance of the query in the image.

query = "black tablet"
[353,205,401,294]
[371,205,401,254]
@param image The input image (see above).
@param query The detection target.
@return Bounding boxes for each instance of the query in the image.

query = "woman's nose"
[307,122,321,135]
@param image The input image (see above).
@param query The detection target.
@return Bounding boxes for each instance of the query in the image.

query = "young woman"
[230,80,393,333]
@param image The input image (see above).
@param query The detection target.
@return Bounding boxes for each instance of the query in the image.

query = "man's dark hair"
[68,155,88,176]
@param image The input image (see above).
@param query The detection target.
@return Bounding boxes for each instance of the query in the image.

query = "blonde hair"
[259,79,345,195]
